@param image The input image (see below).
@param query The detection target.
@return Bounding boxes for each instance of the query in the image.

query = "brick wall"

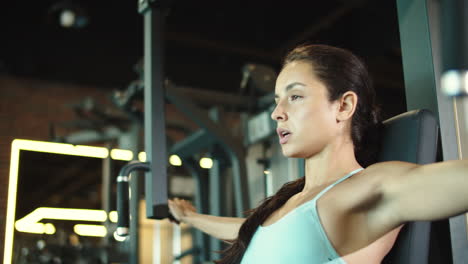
[0,75,110,262]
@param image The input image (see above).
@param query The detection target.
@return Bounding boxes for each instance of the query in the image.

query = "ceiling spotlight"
[48,1,89,29]
[60,9,77,28]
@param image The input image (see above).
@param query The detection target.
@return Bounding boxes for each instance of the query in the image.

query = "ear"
[336,91,358,122]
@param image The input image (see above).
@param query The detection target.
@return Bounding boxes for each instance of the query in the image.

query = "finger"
[173,198,180,205]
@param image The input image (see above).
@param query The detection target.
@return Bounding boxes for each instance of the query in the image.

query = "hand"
[168,198,196,223]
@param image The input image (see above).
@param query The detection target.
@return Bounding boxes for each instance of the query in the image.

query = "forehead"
[275,61,324,94]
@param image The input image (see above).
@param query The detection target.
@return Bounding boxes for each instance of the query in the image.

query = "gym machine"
[397,0,468,262]
[115,1,251,263]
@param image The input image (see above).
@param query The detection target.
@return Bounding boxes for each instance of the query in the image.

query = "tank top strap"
[312,167,364,202]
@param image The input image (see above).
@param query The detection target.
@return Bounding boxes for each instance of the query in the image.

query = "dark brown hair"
[215,44,383,264]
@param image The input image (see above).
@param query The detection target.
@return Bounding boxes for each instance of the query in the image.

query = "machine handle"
[115,161,179,236]
[116,175,130,236]
[116,162,150,237]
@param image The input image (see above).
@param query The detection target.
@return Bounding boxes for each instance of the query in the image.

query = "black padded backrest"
[380,109,439,264]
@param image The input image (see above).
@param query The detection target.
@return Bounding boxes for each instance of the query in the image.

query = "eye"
[290,95,302,101]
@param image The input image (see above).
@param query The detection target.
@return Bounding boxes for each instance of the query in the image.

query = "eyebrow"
[274,82,306,99]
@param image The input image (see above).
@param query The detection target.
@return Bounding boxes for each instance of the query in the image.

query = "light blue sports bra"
[240,168,364,264]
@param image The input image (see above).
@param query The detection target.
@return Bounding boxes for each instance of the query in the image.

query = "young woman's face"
[272,61,340,158]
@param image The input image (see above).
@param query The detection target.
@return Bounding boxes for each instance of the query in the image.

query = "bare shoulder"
[363,161,420,178]
[333,161,420,213]
[318,161,420,254]
[355,161,421,187]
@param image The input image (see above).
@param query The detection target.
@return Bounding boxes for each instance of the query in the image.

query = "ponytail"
[215,177,305,263]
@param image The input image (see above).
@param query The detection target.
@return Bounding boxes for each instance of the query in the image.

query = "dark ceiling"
[1,0,406,118]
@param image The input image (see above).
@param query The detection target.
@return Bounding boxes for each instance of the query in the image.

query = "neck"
[303,137,362,193]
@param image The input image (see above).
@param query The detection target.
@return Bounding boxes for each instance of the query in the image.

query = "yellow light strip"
[4,139,187,263]
[14,221,56,235]
[199,157,213,169]
[109,211,118,223]
[44,223,56,235]
[15,207,115,238]
[14,207,108,235]
[110,149,134,161]
[4,140,21,264]
[74,224,107,237]
[15,222,44,234]
[4,139,110,264]
[138,151,147,162]
[11,139,109,158]
[140,152,184,167]
[169,155,182,166]
[35,207,108,222]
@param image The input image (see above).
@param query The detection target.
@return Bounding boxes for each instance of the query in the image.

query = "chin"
[282,144,319,159]
[281,147,305,158]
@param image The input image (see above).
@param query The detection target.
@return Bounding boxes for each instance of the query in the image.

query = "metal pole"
[395,1,438,262]
[101,148,113,264]
[441,0,468,72]
[184,158,207,263]
[396,0,439,116]
[209,153,222,260]
[119,124,142,264]
[440,0,468,262]
[139,1,169,219]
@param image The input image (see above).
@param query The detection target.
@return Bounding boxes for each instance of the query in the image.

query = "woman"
[168,44,468,263]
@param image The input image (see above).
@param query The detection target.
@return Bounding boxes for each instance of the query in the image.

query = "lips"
[277,128,292,144]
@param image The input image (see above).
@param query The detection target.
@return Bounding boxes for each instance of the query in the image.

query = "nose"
[271,103,287,121]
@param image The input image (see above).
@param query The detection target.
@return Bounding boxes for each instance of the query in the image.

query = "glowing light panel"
[4,139,109,264]
[109,211,118,223]
[74,224,107,237]
[14,207,108,236]
[199,157,213,169]
[138,151,147,162]
[169,155,182,166]
[110,149,134,161]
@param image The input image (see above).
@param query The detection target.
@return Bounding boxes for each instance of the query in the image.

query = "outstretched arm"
[168,198,245,241]
[369,160,468,229]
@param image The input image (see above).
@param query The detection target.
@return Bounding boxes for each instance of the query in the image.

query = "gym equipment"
[116,161,185,237]
[116,95,250,261]
[116,2,250,263]
[439,0,468,262]
[116,162,150,237]
[397,0,468,262]
[115,0,171,237]
[380,109,438,263]
[138,0,170,222]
